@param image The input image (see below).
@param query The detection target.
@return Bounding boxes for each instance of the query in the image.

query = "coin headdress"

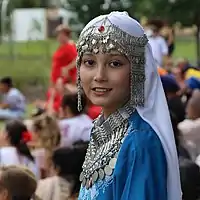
[76,13,148,111]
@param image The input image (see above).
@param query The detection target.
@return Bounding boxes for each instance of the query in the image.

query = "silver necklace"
[80,103,135,189]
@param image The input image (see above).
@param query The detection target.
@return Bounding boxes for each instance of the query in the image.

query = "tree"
[13,0,40,8]
[67,0,133,26]
[169,0,200,65]
[134,0,200,65]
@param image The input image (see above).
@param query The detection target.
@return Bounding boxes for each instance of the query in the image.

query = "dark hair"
[170,111,191,159]
[170,111,180,147]
[61,93,86,115]
[179,157,200,200]
[5,120,34,162]
[52,142,88,195]
[0,166,37,200]
[0,77,13,87]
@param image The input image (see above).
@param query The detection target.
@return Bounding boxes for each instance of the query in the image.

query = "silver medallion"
[79,172,84,182]
[104,165,113,176]
[93,48,99,54]
[92,171,98,184]
[82,177,86,187]
[77,104,134,186]
[98,168,105,180]
[86,178,90,189]
[109,157,117,169]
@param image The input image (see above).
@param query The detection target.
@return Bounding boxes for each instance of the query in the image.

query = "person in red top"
[36,24,77,115]
[51,24,77,85]
[34,78,64,116]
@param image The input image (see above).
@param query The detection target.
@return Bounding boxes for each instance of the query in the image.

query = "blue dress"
[79,111,167,200]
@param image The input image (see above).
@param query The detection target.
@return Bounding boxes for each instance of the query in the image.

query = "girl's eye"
[83,59,95,67]
[109,61,122,68]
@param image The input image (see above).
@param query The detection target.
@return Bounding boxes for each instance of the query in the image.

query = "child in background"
[59,93,92,147]
[0,120,39,179]
[32,114,61,177]
[36,142,88,200]
[34,78,65,116]
[0,165,40,200]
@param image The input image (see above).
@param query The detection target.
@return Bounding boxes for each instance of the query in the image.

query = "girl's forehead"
[82,50,124,57]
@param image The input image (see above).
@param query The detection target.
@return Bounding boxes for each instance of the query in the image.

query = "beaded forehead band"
[76,16,148,111]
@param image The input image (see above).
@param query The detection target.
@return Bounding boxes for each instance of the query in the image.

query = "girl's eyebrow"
[108,53,122,57]
[83,52,94,56]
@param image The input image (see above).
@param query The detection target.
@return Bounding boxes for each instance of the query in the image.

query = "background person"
[0,77,26,120]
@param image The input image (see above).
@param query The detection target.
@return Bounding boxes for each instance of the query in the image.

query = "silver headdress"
[76,15,148,111]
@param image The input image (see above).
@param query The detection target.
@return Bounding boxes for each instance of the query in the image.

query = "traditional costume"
[76,12,181,200]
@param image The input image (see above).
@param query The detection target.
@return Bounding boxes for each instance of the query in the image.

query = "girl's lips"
[91,87,112,96]
[92,87,112,92]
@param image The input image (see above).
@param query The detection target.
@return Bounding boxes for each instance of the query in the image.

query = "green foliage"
[169,0,200,26]
[67,0,199,27]
[12,0,42,9]
[67,0,133,26]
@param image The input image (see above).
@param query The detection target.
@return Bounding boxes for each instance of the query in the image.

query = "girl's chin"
[90,99,109,108]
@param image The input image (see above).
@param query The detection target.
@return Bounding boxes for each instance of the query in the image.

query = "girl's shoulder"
[125,111,163,150]
[0,147,19,165]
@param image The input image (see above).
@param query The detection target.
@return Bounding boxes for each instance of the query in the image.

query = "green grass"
[0,37,197,93]
[0,37,197,123]
[174,37,196,62]
[0,40,58,56]
[0,41,57,94]
[0,104,34,128]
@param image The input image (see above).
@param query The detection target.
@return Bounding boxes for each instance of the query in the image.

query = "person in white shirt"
[0,120,40,179]
[59,93,93,147]
[0,77,26,120]
[178,90,200,160]
[148,26,168,67]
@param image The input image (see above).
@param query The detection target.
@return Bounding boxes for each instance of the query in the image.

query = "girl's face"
[80,51,130,114]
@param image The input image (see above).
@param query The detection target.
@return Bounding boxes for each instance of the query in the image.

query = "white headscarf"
[80,11,182,200]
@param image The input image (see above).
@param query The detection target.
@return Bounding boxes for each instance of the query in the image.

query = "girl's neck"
[103,99,129,119]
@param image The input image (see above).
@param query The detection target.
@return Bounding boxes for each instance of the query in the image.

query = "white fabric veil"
[81,11,182,200]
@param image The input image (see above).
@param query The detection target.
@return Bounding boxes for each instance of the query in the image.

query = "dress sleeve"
[120,130,167,200]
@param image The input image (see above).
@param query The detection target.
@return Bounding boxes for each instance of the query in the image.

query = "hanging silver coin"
[109,157,117,169]
[98,168,105,180]
[104,165,113,176]
[79,172,84,182]
[86,179,90,189]
[82,177,86,187]
[92,171,98,184]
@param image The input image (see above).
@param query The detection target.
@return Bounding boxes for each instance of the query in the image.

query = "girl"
[0,120,39,178]
[32,114,60,177]
[76,11,181,200]
[36,142,88,200]
[59,93,92,147]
